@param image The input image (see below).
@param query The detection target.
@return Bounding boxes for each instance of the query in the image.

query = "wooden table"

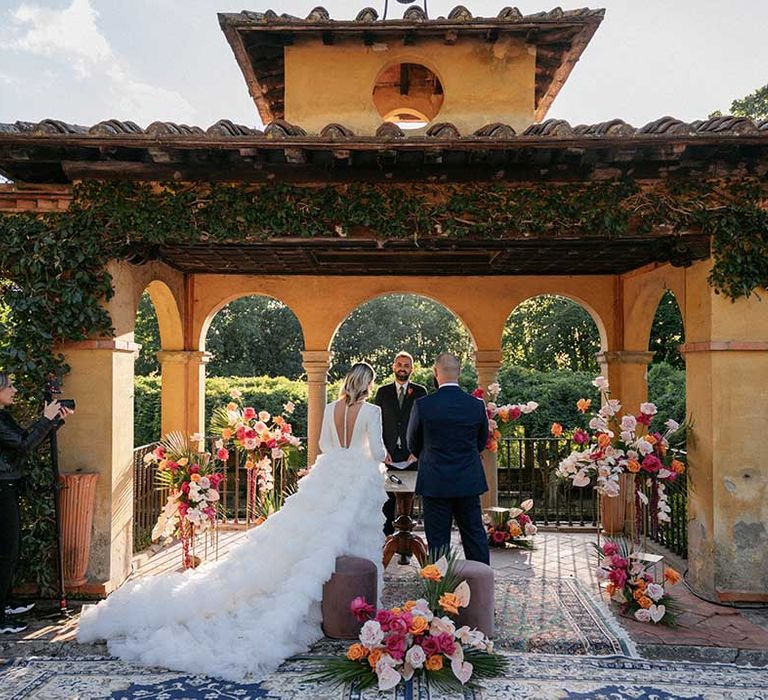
[382,470,428,567]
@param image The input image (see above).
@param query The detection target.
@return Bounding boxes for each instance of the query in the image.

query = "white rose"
[405,645,426,669]
[359,620,384,648]
[592,376,610,392]
[646,583,664,601]
[640,402,658,416]
[524,522,538,536]
[229,388,243,399]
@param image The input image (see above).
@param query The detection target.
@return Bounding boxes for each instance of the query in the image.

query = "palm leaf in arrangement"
[210,406,235,434]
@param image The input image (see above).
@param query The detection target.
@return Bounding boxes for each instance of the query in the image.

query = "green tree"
[205,296,304,378]
[330,294,474,380]
[134,292,160,376]
[649,290,685,368]
[711,83,768,120]
[503,296,601,372]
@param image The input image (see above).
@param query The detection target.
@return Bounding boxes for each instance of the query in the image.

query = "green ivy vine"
[0,177,765,591]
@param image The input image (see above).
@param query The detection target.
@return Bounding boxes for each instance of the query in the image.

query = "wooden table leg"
[382,491,428,568]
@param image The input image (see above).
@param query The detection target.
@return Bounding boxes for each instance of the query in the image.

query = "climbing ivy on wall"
[0,177,766,591]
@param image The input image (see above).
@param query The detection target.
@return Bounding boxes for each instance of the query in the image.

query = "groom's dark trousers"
[407,385,490,565]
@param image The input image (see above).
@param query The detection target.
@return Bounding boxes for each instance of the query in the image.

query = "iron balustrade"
[132,442,166,552]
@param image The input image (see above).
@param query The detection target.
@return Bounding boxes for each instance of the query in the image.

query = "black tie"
[398,385,405,408]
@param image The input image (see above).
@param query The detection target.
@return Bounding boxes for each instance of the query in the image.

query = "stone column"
[55,339,139,595]
[475,349,502,509]
[682,262,768,602]
[595,350,654,532]
[302,350,331,465]
[156,350,211,438]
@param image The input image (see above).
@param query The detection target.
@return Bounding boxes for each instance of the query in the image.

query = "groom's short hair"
[435,352,460,376]
[394,351,414,364]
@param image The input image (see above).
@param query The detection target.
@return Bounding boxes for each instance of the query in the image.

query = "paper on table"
[388,460,414,470]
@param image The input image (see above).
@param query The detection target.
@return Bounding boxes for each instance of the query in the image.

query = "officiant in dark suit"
[407,352,490,564]
[374,351,427,536]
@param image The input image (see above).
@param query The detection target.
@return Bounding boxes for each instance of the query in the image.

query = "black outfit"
[0,410,56,621]
[407,386,490,564]
[374,381,427,536]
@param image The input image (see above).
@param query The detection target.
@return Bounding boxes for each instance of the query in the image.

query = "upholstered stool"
[321,555,378,639]
[454,560,495,638]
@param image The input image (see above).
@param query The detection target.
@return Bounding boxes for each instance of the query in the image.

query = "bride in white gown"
[78,362,387,681]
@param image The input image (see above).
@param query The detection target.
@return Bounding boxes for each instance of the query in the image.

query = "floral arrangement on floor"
[555,375,685,529]
[484,500,537,549]
[595,538,682,625]
[146,432,226,568]
[210,391,302,522]
[473,383,538,452]
[311,554,507,692]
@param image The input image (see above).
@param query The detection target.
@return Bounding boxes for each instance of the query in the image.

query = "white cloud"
[9,0,111,76]
[2,0,196,125]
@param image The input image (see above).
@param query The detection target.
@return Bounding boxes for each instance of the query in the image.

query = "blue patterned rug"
[2,653,767,699]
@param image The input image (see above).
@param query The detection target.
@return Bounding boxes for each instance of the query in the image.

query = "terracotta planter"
[59,472,99,587]
[600,473,632,535]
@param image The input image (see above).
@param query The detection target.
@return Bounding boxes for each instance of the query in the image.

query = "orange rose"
[254,516,266,526]
[425,655,444,671]
[576,398,592,414]
[508,521,523,538]
[664,567,682,585]
[221,428,233,440]
[551,423,564,438]
[274,416,285,426]
[671,459,686,475]
[638,596,653,609]
[439,592,460,616]
[627,458,641,473]
[634,578,647,590]
[597,433,611,449]
[390,607,402,616]
[190,473,201,482]
[410,616,429,635]
[645,434,657,445]
[226,402,238,412]
[420,564,442,581]
[368,649,383,668]
[346,643,368,661]
[633,588,646,601]
[403,600,418,612]
[605,583,617,596]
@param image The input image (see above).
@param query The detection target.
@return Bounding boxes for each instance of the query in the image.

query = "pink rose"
[573,429,590,445]
[385,634,406,660]
[388,616,409,636]
[636,413,652,426]
[642,455,662,473]
[509,406,522,421]
[235,427,246,441]
[611,555,628,569]
[399,611,413,627]
[244,428,256,440]
[350,596,374,622]
[243,407,257,420]
[420,635,441,657]
[608,568,627,588]
[375,610,395,631]
[166,461,179,472]
[216,447,229,461]
[491,530,507,544]
[178,502,189,515]
[472,388,485,399]
[180,482,190,494]
[436,632,456,656]
[602,541,619,556]
[189,464,200,474]
[518,513,531,525]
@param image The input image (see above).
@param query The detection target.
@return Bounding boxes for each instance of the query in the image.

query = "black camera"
[58,399,76,411]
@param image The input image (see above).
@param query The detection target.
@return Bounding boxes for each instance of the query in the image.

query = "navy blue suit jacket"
[406,385,489,498]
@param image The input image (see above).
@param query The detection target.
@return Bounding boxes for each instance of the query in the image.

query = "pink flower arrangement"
[314,555,506,691]
[595,539,682,625]
[484,501,537,549]
[477,383,538,452]
[556,375,685,527]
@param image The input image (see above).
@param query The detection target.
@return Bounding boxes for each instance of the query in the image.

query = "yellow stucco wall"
[284,36,536,135]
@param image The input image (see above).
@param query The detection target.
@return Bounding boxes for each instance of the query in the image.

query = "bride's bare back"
[333,400,363,448]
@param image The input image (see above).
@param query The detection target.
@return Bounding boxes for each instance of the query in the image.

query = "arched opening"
[329,292,474,388]
[373,62,444,127]
[497,294,604,515]
[647,289,687,557]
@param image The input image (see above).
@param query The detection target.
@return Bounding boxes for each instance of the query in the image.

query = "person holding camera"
[0,372,71,634]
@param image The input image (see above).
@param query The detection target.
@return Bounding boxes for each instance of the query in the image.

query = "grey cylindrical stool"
[321,555,378,639]
[454,560,495,638]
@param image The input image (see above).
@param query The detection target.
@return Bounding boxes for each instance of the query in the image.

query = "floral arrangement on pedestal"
[473,383,538,452]
[147,432,226,568]
[211,391,302,525]
[484,500,537,549]
[595,538,682,625]
[311,554,506,692]
[555,375,686,530]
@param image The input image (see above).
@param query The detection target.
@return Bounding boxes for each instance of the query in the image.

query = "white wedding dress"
[78,400,387,681]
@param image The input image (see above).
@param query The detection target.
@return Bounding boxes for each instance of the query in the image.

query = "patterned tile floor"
[1,529,767,666]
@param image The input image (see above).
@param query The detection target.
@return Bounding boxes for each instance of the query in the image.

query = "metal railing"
[639,468,688,558]
[132,442,166,552]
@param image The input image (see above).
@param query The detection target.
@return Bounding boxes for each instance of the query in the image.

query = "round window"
[372,62,444,127]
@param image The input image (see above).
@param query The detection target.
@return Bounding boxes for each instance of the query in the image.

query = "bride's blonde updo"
[339,362,376,406]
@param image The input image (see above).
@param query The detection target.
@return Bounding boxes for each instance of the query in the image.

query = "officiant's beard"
[395,369,410,381]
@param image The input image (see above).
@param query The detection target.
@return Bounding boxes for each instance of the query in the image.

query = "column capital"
[474,349,503,366]
[301,350,331,365]
[596,350,655,366]
[156,350,211,365]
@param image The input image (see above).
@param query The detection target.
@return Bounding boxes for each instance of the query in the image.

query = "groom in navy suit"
[407,353,490,564]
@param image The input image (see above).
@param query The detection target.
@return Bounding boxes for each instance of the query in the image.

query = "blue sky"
[1,0,767,129]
